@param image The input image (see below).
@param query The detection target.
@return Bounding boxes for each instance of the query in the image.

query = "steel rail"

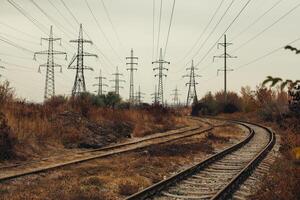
[125,118,275,200]
[0,118,213,182]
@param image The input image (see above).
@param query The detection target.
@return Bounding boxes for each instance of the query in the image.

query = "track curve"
[125,118,275,200]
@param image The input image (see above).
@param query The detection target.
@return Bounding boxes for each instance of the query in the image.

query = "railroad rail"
[125,118,275,200]
[0,118,216,182]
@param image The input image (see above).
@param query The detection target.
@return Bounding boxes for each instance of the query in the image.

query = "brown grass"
[0,122,245,200]
[0,82,187,162]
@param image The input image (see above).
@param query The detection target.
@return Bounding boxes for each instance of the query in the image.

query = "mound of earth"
[51,111,132,149]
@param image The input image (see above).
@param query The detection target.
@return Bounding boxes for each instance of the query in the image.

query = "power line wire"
[163,0,176,59]
[156,0,163,59]
[175,0,225,65]
[84,0,123,62]
[195,0,253,68]
[99,0,124,48]
[231,0,284,42]
[232,1,300,53]
[7,0,48,35]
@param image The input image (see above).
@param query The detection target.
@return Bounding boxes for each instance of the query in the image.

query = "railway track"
[125,119,275,200]
[0,118,216,182]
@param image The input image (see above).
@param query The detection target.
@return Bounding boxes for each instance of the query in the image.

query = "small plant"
[118,180,139,196]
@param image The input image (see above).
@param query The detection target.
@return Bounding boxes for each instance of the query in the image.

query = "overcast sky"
[0,0,300,103]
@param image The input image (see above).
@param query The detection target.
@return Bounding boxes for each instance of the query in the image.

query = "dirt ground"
[0,122,246,200]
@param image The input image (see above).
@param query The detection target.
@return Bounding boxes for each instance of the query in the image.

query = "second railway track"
[0,118,215,182]
[126,118,275,200]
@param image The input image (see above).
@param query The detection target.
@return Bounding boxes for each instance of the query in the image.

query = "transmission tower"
[171,86,181,106]
[68,24,97,96]
[33,26,67,100]
[0,59,4,77]
[151,85,159,105]
[134,85,145,105]
[213,34,237,102]
[126,49,138,103]
[110,66,125,95]
[93,69,107,95]
[183,60,201,106]
[152,48,170,104]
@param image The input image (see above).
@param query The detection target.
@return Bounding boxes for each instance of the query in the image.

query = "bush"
[118,180,139,196]
[0,113,15,160]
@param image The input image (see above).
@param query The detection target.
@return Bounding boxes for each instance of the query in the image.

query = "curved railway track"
[0,118,216,182]
[125,119,275,200]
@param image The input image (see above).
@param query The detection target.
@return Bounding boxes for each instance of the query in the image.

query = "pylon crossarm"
[83,52,98,58]
[70,39,93,44]
[41,37,61,42]
[51,50,67,55]
[83,66,94,71]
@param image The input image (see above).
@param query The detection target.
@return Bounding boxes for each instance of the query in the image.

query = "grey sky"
[0,0,300,103]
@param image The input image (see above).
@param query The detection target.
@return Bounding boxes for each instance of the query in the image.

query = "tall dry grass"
[0,82,185,161]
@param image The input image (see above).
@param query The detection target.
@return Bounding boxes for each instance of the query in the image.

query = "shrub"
[118,180,139,196]
[0,113,15,160]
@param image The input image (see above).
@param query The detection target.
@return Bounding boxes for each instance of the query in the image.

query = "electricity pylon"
[110,66,125,95]
[151,85,159,105]
[183,60,201,106]
[134,85,145,105]
[93,69,107,95]
[152,48,170,105]
[171,86,181,106]
[34,26,67,100]
[213,34,237,102]
[68,24,97,96]
[126,49,138,103]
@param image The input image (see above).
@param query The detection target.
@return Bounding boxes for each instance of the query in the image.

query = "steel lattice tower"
[134,85,145,105]
[34,26,67,100]
[93,69,107,95]
[110,67,125,95]
[213,34,237,102]
[171,86,181,106]
[152,48,170,105]
[68,24,97,96]
[183,60,201,106]
[126,49,138,103]
[151,85,159,105]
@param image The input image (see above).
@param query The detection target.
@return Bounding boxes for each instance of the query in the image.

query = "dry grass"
[0,82,187,162]
[0,123,245,200]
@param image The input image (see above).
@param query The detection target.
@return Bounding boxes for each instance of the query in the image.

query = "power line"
[231,0,284,42]
[29,0,75,38]
[175,0,225,65]
[195,0,252,68]
[7,0,48,35]
[84,0,122,62]
[152,0,155,60]
[99,0,124,48]
[232,1,300,53]
[0,36,34,54]
[47,0,77,32]
[234,35,300,71]
[0,21,37,40]
[59,0,115,70]
[156,0,163,59]
[163,0,176,58]
[190,0,235,63]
